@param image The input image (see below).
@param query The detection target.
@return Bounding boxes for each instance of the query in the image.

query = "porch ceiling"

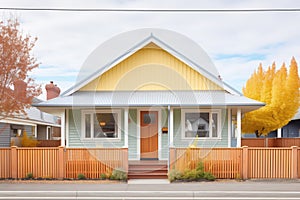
[34,91,264,113]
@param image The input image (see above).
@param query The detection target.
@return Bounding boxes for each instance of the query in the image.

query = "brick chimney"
[45,81,61,100]
[13,80,27,102]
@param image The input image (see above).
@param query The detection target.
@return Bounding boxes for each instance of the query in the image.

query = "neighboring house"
[0,98,61,147]
[284,109,300,137]
[270,108,300,138]
[243,108,300,139]
[34,28,264,161]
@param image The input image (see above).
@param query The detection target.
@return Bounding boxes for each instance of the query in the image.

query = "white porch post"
[66,109,69,147]
[34,125,37,138]
[227,108,232,147]
[277,128,282,138]
[169,107,174,147]
[124,108,129,148]
[60,110,65,147]
[237,108,242,147]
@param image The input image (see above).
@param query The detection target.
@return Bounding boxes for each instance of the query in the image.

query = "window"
[82,110,121,140]
[143,113,156,124]
[182,109,221,139]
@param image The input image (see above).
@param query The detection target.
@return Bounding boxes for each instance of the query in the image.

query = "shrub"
[21,131,39,147]
[203,172,216,181]
[169,161,215,182]
[26,172,33,179]
[77,173,86,180]
[110,168,127,181]
[100,173,107,180]
[182,169,198,181]
[168,169,182,182]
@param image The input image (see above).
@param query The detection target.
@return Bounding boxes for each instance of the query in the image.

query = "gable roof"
[62,28,241,96]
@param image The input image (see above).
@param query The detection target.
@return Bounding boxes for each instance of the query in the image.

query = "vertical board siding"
[65,148,128,179]
[247,148,292,179]
[0,123,11,147]
[80,48,223,91]
[0,148,11,178]
[17,148,59,179]
[171,148,242,179]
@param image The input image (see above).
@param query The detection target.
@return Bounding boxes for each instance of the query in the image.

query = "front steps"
[128,160,168,179]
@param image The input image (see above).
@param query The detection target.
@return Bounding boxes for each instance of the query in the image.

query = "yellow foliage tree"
[242,57,300,137]
[21,131,38,147]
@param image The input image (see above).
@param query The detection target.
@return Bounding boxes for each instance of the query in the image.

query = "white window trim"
[181,109,221,140]
[81,109,122,141]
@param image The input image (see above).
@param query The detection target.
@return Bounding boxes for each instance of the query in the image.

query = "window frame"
[181,109,221,139]
[81,109,121,141]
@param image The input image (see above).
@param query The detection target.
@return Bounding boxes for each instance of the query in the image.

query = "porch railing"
[0,146,128,179]
[170,146,299,179]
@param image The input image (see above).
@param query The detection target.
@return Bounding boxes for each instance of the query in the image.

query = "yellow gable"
[80,45,223,91]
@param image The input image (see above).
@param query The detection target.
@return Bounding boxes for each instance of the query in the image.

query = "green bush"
[26,172,33,179]
[100,173,107,180]
[168,169,182,182]
[77,173,86,180]
[168,162,215,182]
[203,172,216,181]
[110,168,127,181]
[182,169,198,181]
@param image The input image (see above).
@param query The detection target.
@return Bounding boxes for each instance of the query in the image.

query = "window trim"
[181,109,221,140]
[81,109,121,141]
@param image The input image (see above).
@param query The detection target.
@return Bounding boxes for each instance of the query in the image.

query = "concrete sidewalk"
[1,182,300,200]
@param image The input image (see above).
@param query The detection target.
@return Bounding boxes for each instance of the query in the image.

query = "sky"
[1,0,300,100]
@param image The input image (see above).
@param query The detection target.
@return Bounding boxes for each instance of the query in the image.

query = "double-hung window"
[82,110,121,140]
[182,109,221,139]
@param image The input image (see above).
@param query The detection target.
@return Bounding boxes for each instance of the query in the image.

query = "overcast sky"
[1,0,300,100]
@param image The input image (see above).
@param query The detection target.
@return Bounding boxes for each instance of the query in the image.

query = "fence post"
[11,146,18,179]
[58,146,65,179]
[291,146,298,179]
[242,146,248,179]
[124,148,128,173]
[169,147,175,170]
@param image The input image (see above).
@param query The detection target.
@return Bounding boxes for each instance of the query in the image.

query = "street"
[0,181,300,199]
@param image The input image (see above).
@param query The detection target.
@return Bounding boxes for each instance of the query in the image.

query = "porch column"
[277,128,282,138]
[60,110,65,147]
[227,108,232,147]
[124,108,129,148]
[236,108,242,147]
[168,106,174,147]
[66,109,69,147]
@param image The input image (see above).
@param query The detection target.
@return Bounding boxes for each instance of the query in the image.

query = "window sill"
[181,137,222,140]
[80,138,122,142]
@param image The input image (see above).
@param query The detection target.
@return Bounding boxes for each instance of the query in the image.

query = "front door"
[140,111,158,160]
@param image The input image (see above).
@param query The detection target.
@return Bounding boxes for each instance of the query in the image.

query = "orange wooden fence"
[65,148,128,179]
[0,147,299,179]
[242,138,300,147]
[298,149,300,178]
[247,148,293,179]
[170,146,299,179]
[16,148,59,179]
[0,147,128,179]
[0,148,11,178]
[170,148,243,179]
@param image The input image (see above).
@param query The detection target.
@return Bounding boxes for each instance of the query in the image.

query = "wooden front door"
[140,111,158,160]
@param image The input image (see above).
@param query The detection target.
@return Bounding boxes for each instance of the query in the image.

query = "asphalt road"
[0,181,300,199]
